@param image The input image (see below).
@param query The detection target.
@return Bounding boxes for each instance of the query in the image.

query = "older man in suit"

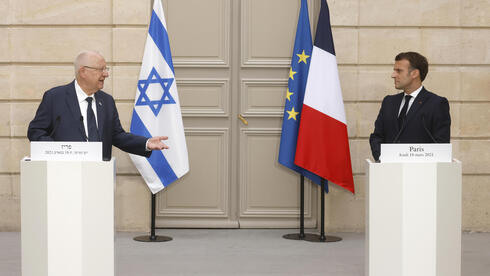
[369,52,451,161]
[28,50,169,160]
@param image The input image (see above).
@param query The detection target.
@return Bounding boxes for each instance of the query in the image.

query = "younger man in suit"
[369,52,451,161]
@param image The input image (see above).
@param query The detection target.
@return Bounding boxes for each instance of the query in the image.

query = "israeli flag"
[130,0,189,194]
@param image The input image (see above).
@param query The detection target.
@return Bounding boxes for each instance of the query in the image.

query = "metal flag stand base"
[283,176,342,243]
[133,193,173,243]
[282,233,324,240]
[304,234,342,242]
[133,235,172,242]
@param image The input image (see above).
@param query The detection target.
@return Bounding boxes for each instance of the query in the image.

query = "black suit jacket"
[27,81,151,161]
[369,87,451,161]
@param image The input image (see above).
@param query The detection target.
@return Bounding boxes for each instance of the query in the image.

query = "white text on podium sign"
[30,142,102,161]
[380,144,452,163]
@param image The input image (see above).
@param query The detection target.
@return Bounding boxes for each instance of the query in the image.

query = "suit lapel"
[393,92,404,132]
[94,92,105,138]
[65,81,86,139]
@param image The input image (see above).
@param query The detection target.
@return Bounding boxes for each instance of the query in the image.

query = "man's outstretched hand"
[147,136,170,150]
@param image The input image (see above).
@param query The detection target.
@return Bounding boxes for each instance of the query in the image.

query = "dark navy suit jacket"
[369,87,451,161]
[28,81,151,161]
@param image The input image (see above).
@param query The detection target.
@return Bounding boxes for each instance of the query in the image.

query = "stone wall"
[0,0,488,232]
[324,0,490,232]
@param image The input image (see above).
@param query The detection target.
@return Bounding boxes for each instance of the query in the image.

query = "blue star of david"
[135,67,176,116]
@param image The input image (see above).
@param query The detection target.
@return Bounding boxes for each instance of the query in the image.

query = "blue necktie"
[398,95,412,129]
[86,97,100,141]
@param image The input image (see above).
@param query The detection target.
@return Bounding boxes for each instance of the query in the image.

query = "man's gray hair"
[74,50,103,76]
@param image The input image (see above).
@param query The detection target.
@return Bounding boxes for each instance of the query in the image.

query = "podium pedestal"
[365,159,462,276]
[20,159,115,276]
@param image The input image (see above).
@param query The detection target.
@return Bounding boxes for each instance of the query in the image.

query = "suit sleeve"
[27,91,55,141]
[110,100,151,158]
[431,97,451,143]
[369,96,388,161]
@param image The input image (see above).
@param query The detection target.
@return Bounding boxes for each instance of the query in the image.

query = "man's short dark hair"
[395,52,429,82]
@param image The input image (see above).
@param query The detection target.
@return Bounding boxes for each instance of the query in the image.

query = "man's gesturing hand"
[147,136,170,150]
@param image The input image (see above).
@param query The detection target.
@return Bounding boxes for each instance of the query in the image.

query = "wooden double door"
[156,0,318,228]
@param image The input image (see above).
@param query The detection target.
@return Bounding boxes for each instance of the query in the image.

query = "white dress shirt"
[75,80,98,140]
[74,80,152,149]
[398,85,423,116]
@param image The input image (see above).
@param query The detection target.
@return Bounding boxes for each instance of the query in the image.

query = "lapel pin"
[98,101,102,106]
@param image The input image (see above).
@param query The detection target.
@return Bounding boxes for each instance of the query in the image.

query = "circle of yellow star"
[289,68,297,80]
[297,50,310,64]
[286,89,294,101]
[286,107,299,120]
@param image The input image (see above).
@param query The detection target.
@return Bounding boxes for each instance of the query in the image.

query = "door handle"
[238,114,248,125]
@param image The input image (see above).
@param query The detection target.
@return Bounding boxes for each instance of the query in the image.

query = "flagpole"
[305,178,342,243]
[300,175,305,238]
[320,178,326,241]
[133,192,172,242]
[283,175,319,241]
[282,175,305,240]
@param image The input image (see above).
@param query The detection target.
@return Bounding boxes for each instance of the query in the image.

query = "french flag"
[294,0,354,193]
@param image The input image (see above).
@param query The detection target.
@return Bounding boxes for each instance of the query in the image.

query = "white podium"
[365,159,462,276]
[20,159,115,276]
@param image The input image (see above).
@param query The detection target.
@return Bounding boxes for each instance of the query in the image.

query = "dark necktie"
[86,97,100,141]
[398,95,412,129]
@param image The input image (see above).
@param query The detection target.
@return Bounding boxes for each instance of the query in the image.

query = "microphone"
[80,116,88,141]
[422,115,437,143]
[49,116,61,138]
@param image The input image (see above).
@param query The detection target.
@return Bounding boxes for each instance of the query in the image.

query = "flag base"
[304,234,342,243]
[301,178,341,243]
[133,193,172,243]
[282,233,322,240]
[133,235,173,242]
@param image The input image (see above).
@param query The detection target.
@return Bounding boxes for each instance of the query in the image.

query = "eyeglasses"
[83,66,110,73]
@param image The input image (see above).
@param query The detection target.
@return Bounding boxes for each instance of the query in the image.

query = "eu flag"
[278,0,325,190]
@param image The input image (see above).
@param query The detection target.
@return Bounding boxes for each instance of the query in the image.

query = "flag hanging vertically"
[130,0,189,194]
[278,0,325,189]
[294,0,354,193]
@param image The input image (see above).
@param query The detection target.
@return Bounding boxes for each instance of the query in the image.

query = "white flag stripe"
[153,0,167,29]
[303,46,347,124]
[133,34,188,178]
[131,156,163,191]
[138,34,175,83]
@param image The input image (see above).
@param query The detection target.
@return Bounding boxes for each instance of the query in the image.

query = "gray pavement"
[1,230,489,275]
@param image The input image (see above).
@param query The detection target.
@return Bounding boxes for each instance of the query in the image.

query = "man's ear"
[410,68,420,80]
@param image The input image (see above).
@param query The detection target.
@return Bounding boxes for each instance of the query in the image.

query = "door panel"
[238,128,316,228]
[156,128,236,228]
